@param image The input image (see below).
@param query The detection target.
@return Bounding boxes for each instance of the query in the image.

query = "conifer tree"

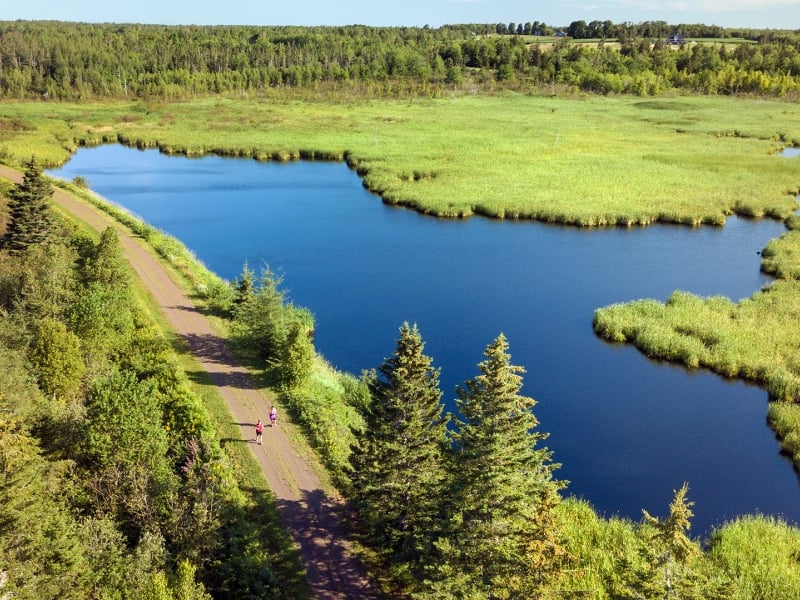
[349,322,449,566]
[2,157,56,254]
[83,227,130,287]
[438,333,564,597]
[630,483,724,599]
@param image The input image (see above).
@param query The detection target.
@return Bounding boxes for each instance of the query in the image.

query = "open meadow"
[1,93,798,226]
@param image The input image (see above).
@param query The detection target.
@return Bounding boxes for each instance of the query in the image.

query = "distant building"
[667,34,685,45]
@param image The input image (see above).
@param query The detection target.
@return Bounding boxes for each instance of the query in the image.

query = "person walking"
[269,406,278,428]
[255,419,264,444]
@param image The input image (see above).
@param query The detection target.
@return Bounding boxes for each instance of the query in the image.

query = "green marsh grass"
[1,94,798,226]
[593,284,800,400]
[706,515,800,600]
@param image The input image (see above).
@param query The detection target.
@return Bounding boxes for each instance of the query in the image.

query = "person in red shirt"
[255,419,263,444]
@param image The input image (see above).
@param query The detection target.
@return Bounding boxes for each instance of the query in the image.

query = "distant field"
[0,93,798,226]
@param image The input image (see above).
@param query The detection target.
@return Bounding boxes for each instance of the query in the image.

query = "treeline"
[495,18,795,41]
[0,20,799,99]
[0,163,302,598]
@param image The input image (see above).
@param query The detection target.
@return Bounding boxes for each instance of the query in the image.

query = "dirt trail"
[0,166,375,600]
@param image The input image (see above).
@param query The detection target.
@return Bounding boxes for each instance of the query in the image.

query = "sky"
[3,0,799,30]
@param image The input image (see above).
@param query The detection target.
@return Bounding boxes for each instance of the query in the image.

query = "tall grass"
[706,515,800,600]
[594,283,800,398]
[1,94,798,227]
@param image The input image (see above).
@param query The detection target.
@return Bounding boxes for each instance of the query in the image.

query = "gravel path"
[0,165,375,599]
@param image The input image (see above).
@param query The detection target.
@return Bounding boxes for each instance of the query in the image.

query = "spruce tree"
[439,333,564,597]
[349,322,449,566]
[3,157,56,254]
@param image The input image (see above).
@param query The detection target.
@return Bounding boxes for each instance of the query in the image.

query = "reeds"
[706,515,800,600]
[2,94,798,228]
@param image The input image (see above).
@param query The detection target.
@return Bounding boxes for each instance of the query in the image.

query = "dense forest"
[1,20,800,99]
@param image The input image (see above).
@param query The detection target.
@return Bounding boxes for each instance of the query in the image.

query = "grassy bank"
[0,93,798,226]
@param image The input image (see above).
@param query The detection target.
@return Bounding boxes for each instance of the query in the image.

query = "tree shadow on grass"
[205,484,310,599]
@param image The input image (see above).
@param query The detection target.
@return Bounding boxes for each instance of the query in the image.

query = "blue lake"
[49,144,800,536]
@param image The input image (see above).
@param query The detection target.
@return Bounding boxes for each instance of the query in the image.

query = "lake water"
[49,144,800,536]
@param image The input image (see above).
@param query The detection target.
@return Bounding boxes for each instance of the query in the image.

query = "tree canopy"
[0,20,798,99]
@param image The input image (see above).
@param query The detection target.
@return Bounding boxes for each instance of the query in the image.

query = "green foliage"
[270,318,315,390]
[642,483,700,564]
[231,265,319,389]
[1,157,56,253]
[349,323,449,572]
[81,369,177,539]
[762,229,800,281]
[0,408,90,598]
[30,316,85,402]
[82,227,131,287]
[0,21,798,100]
[231,261,255,310]
[706,515,800,600]
[633,484,721,599]
[435,334,564,598]
[172,437,229,563]
[767,401,800,466]
[0,240,79,324]
[69,281,135,368]
[281,356,364,480]
[72,175,89,188]
[231,266,290,359]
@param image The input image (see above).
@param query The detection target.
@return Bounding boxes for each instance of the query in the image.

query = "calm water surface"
[50,145,800,536]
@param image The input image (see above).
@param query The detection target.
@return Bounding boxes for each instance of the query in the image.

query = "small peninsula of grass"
[593,215,800,469]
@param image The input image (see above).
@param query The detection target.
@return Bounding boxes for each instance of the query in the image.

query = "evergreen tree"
[629,483,725,599]
[0,407,90,597]
[349,322,449,568]
[2,157,56,254]
[436,334,564,598]
[231,261,255,311]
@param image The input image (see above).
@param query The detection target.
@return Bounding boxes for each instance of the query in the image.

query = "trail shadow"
[277,489,376,599]
[166,303,204,315]
[185,367,258,392]
[179,332,239,367]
